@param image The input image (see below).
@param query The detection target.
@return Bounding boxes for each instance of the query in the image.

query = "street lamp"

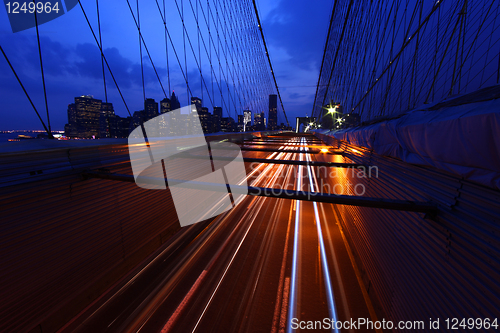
[320,103,339,130]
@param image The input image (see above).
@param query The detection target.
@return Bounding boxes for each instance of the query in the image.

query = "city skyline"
[1,1,499,333]
[63,92,289,139]
[0,0,332,131]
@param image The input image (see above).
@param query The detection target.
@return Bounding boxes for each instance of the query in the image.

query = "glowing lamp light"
[320,148,329,153]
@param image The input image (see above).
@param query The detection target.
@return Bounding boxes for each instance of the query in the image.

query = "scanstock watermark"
[4,0,79,32]
[128,105,248,228]
[291,317,499,330]
[128,105,377,227]
[291,318,425,330]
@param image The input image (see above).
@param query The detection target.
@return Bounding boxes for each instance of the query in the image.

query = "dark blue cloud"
[0,0,334,130]
[0,35,172,129]
[263,0,332,71]
[260,0,333,122]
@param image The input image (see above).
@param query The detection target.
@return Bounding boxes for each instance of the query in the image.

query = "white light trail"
[287,138,303,333]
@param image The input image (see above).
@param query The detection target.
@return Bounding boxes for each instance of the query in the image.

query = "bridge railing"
[314,131,500,325]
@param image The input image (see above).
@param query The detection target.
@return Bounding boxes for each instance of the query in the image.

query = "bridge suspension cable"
[313,0,500,124]
[252,0,290,127]
[1,0,284,131]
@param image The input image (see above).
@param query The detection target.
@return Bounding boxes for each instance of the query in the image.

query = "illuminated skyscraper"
[243,110,251,131]
[254,112,265,131]
[190,98,201,133]
[99,102,115,138]
[65,103,77,137]
[144,98,159,119]
[221,117,236,132]
[64,95,102,138]
[213,106,222,132]
[159,98,171,136]
[268,94,277,130]
[160,97,171,114]
[101,102,114,117]
[199,107,212,134]
[170,91,181,111]
[191,97,202,113]
[237,114,244,132]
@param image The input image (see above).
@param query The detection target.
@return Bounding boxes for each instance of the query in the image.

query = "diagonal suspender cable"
[351,1,443,114]
[319,0,354,111]
[125,0,168,99]
[312,0,337,118]
[32,0,53,138]
[0,45,52,137]
[252,0,289,127]
[78,0,283,127]
[137,0,146,103]
[96,0,107,104]
[153,0,194,99]
[163,0,171,94]
[77,0,132,117]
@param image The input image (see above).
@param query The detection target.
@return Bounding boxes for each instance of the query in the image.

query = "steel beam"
[242,157,364,168]
[240,143,320,148]
[153,152,359,168]
[249,139,323,144]
[82,171,438,215]
[148,150,350,166]
[239,147,342,154]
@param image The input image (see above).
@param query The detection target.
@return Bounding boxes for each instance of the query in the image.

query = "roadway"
[60,133,377,333]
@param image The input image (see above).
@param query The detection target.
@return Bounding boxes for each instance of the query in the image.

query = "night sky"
[0,0,333,130]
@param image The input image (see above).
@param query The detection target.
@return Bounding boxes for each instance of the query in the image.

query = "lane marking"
[305,141,340,333]
[190,198,267,332]
[286,139,303,333]
[318,202,352,327]
[279,277,290,333]
[189,140,295,332]
[308,152,353,325]
[161,270,208,332]
[271,194,295,333]
[128,147,291,332]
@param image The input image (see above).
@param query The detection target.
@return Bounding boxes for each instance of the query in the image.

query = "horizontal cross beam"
[239,147,342,154]
[242,157,364,168]
[249,139,323,144]
[82,171,438,215]
[139,150,351,167]
[241,144,319,148]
